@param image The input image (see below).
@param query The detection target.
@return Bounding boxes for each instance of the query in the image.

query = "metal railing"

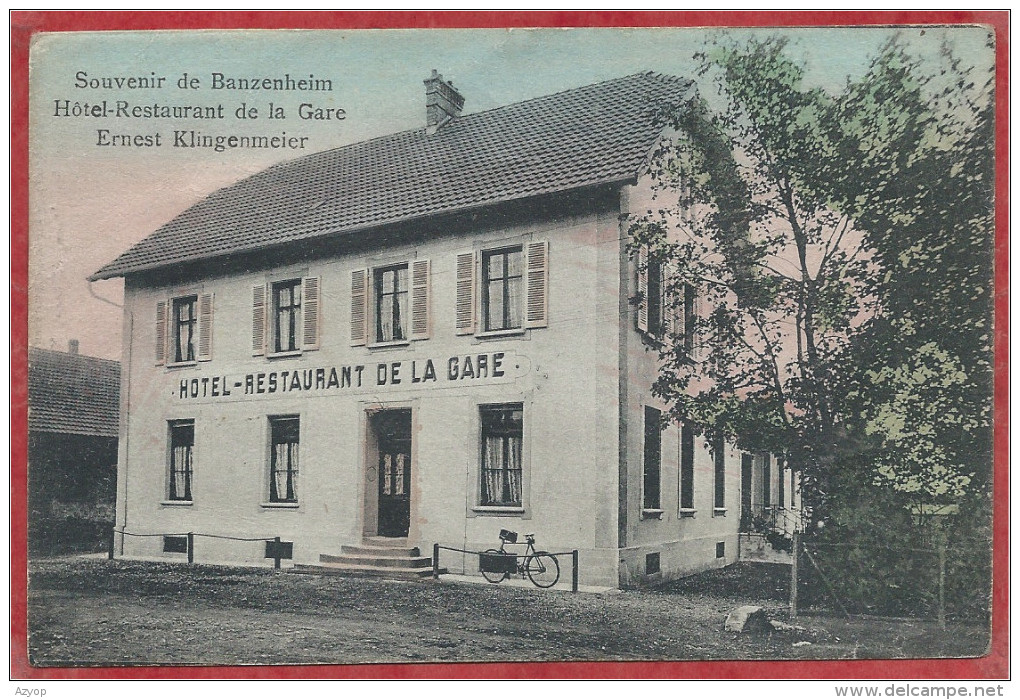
[740,506,806,537]
[112,528,293,568]
[431,543,580,592]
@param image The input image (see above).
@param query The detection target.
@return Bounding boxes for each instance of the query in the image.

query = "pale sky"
[27,26,994,360]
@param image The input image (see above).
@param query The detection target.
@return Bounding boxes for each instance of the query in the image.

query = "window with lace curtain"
[168,420,194,502]
[269,416,300,503]
[479,404,523,507]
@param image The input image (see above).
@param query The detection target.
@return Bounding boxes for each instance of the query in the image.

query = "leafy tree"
[832,39,996,504]
[630,37,875,502]
[630,33,994,543]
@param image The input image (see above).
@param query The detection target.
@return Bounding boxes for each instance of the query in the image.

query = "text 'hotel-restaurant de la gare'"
[92,70,797,587]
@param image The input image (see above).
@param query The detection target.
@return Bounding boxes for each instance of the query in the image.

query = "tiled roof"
[92,72,694,280]
[28,347,120,438]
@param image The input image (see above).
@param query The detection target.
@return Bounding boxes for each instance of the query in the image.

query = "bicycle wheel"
[480,549,509,583]
[525,551,560,588]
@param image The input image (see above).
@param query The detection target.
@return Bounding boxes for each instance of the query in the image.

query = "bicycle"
[479,529,560,588]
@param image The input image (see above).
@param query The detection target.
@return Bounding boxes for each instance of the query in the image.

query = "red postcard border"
[9,10,1010,680]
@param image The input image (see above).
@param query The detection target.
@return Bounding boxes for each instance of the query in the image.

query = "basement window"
[163,535,188,554]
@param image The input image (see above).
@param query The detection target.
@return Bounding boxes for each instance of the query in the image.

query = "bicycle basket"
[499,529,518,544]
[479,551,518,574]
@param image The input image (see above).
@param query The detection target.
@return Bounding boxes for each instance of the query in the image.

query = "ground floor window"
[643,406,662,510]
[270,416,300,503]
[713,433,725,510]
[168,420,194,501]
[480,404,523,507]
[680,423,695,511]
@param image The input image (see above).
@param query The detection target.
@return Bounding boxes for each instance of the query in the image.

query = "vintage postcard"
[16,13,1007,680]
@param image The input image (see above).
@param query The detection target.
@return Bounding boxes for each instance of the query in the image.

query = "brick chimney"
[68,339,79,355]
[424,69,464,134]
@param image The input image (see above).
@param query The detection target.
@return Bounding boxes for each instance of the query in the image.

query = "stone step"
[321,552,432,569]
[362,536,409,547]
[341,544,421,558]
[293,561,446,581]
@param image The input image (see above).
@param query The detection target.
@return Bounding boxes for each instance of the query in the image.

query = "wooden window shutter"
[674,283,686,342]
[155,300,168,365]
[410,259,431,341]
[350,269,368,346]
[196,292,214,361]
[252,284,268,356]
[690,284,704,361]
[455,252,476,335]
[301,276,321,350]
[636,245,649,333]
[524,240,549,329]
[662,266,675,339]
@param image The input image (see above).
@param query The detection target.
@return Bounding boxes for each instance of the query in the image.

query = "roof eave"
[89,174,640,281]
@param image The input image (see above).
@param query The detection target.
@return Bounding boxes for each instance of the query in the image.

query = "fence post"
[571,550,579,593]
[433,543,440,580]
[187,532,194,564]
[937,531,947,630]
[108,527,116,560]
[273,536,282,570]
[790,532,799,619]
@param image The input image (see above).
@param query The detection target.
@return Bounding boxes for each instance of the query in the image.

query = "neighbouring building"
[91,71,798,587]
[28,342,120,554]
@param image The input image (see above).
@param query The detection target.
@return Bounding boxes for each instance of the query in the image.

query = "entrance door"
[375,409,412,538]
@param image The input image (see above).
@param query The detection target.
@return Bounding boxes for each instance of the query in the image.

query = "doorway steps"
[293,537,445,580]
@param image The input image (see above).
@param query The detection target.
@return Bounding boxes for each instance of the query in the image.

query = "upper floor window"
[375,264,409,343]
[636,245,699,354]
[350,261,430,346]
[156,293,213,366]
[273,279,302,353]
[251,277,320,356]
[173,296,197,363]
[168,420,194,502]
[482,247,523,332]
[456,241,548,336]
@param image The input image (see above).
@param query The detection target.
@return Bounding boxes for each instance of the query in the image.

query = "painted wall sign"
[171,351,523,401]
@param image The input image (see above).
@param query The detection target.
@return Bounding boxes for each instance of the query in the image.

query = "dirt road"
[26,558,988,667]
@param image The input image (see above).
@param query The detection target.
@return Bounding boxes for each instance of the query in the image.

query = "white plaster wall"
[617,183,745,587]
[116,204,624,586]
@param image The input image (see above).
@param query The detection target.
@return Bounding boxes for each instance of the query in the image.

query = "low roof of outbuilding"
[28,347,120,438]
